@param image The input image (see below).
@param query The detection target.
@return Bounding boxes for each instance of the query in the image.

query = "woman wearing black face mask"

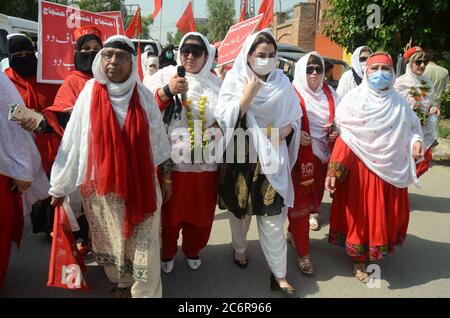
[4,34,61,237]
[159,44,177,69]
[41,26,102,253]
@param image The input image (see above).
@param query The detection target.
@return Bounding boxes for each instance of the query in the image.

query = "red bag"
[47,206,91,291]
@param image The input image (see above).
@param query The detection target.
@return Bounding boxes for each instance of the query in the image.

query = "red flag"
[176,1,196,34]
[125,6,142,39]
[257,0,274,30]
[152,0,163,19]
[47,206,90,291]
[239,0,247,22]
[124,7,144,80]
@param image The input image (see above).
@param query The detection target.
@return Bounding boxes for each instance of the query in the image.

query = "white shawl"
[215,29,302,207]
[394,63,437,150]
[293,51,340,163]
[49,35,171,198]
[145,32,222,173]
[337,66,424,188]
[0,72,50,215]
[336,46,371,98]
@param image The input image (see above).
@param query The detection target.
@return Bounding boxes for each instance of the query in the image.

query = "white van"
[0,14,39,69]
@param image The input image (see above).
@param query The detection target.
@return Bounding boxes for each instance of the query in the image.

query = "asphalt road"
[1,164,449,298]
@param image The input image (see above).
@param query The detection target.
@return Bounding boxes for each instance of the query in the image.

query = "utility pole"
[159,2,163,42]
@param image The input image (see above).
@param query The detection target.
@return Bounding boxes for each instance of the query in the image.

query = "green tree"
[166,30,183,46]
[206,0,235,42]
[0,0,51,21]
[323,0,450,57]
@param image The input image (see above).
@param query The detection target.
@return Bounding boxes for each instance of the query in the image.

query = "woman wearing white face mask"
[394,46,437,178]
[336,46,372,98]
[215,30,302,297]
[325,52,424,283]
[287,52,340,275]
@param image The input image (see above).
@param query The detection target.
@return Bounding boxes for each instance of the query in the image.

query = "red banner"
[38,1,120,84]
[217,14,263,66]
[98,11,125,35]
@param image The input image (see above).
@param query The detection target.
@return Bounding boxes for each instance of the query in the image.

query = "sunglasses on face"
[414,59,429,67]
[306,66,323,74]
[180,45,205,59]
[359,56,369,62]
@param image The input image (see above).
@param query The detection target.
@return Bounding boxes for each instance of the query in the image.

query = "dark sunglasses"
[414,59,429,66]
[359,56,368,62]
[306,66,323,74]
[180,45,205,59]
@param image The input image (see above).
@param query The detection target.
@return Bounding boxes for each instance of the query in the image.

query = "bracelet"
[163,84,174,98]
[162,178,172,184]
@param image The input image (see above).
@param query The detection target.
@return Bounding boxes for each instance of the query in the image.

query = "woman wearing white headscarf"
[325,52,424,283]
[215,29,301,297]
[0,71,50,287]
[394,46,438,178]
[49,35,172,298]
[288,52,339,275]
[146,32,222,274]
[336,46,372,98]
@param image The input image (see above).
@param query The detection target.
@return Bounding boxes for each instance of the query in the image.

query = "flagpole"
[159,2,163,42]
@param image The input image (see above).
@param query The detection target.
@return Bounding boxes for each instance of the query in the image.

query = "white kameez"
[145,32,222,173]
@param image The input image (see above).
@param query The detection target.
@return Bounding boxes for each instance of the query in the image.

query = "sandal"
[109,286,131,298]
[233,250,248,269]
[298,255,315,275]
[353,263,369,283]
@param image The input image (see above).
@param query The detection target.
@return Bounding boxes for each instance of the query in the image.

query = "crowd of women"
[1,24,448,298]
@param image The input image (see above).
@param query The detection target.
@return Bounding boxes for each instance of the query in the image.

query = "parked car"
[277,43,350,89]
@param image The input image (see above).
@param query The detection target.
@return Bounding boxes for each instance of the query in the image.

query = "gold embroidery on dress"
[235,172,248,209]
[261,180,276,206]
[253,162,261,182]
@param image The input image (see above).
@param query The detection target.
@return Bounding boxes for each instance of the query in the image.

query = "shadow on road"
[409,193,450,214]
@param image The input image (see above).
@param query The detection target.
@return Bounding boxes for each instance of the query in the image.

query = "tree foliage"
[206,0,235,43]
[323,0,450,57]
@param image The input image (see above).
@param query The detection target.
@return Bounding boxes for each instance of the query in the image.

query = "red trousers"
[161,218,213,260]
[0,175,23,287]
[160,171,218,261]
[287,213,310,257]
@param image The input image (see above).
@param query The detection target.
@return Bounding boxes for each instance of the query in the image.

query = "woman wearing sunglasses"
[215,29,302,297]
[287,52,340,276]
[394,46,438,178]
[336,46,372,99]
[147,32,222,274]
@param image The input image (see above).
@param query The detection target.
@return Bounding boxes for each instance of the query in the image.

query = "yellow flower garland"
[186,95,208,151]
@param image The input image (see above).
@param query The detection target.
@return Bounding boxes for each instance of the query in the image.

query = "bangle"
[162,178,172,184]
[163,84,174,98]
